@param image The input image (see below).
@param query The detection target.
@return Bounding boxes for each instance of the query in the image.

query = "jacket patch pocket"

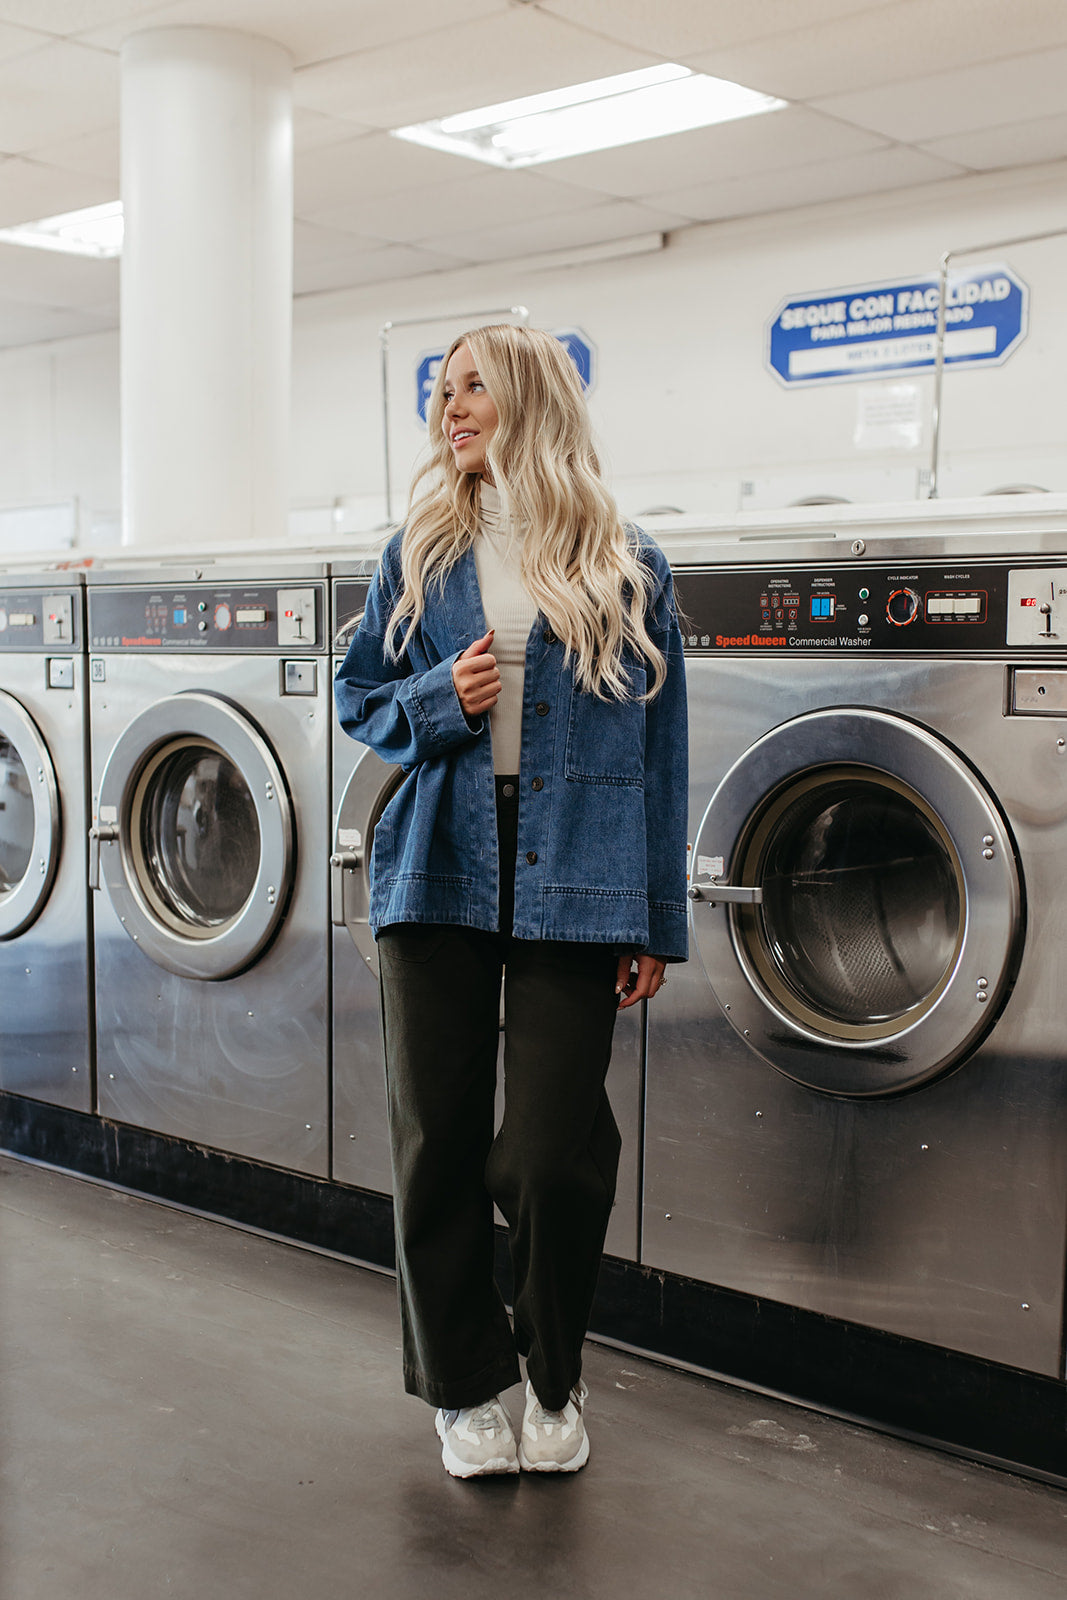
[565,671,645,786]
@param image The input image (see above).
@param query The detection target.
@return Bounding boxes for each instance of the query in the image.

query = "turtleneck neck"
[479,479,512,532]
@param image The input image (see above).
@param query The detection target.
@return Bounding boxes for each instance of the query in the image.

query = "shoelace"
[468,1402,506,1435]
[530,1400,567,1428]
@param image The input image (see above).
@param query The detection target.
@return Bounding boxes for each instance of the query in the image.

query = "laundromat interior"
[3,4,1067,1594]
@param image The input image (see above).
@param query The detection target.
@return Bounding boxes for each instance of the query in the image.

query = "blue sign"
[416,328,596,423]
[767,264,1028,387]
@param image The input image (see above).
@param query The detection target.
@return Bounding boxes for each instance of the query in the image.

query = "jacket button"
[543,629,556,644]
[535,701,549,716]
[531,777,543,791]
[525,850,538,865]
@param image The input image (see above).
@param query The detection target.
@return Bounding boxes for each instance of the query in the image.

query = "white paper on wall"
[853,384,922,451]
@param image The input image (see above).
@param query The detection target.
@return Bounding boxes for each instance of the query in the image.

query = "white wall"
[0,332,120,551]
[2,156,1066,553]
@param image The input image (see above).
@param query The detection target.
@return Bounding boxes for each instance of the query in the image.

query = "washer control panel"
[0,589,81,651]
[671,559,1067,654]
[332,577,372,654]
[88,582,325,652]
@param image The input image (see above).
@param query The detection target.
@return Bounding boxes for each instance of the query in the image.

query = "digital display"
[173,607,186,625]
[810,596,836,620]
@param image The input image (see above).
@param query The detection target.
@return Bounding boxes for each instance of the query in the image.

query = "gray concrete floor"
[2,1153,1065,1600]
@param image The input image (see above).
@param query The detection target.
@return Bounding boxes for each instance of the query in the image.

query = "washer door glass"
[0,734,34,894]
[136,741,261,934]
[691,708,1023,1096]
[0,691,61,940]
[745,768,962,1035]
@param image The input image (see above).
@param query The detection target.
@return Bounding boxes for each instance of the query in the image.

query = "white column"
[120,28,293,549]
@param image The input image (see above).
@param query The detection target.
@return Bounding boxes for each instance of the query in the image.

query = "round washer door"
[94,692,294,980]
[332,745,404,978]
[0,690,61,940]
[690,708,1023,1096]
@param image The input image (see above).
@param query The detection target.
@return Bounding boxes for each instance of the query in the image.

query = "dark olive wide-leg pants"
[377,781,622,1413]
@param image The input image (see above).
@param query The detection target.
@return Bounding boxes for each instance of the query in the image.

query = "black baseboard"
[3,1090,1064,1486]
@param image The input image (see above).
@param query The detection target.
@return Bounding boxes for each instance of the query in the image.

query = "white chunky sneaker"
[518,1379,590,1473]
[434,1397,519,1478]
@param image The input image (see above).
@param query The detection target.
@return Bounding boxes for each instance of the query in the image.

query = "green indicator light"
[858,588,870,601]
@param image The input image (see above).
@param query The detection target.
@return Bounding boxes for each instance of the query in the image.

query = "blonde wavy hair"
[385,323,665,700]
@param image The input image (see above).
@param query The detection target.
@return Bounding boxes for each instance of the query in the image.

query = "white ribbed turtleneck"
[474,481,537,775]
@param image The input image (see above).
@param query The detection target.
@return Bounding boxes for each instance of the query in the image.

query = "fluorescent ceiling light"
[0,200,123,259]
[392,64,786,168]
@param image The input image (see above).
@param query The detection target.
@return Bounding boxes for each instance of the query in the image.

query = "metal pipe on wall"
[927,226,1067,499]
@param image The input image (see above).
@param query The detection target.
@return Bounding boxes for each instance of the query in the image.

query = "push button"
[525,850,538,865]
[535,702,550,716]
[531,777,543,791]
[502,782,516,798]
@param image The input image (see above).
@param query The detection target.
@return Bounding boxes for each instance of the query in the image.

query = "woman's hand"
[616,953,667,1009]
[452,629,501,718]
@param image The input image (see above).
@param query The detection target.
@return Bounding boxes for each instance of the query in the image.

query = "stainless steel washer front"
[88,565,330,1175]
[0,578,93,1111]
[643,540,1067,1378]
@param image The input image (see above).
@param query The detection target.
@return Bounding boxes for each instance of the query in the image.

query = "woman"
[334,324,688,1478]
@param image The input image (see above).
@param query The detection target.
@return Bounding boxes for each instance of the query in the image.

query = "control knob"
[886,587,921,626]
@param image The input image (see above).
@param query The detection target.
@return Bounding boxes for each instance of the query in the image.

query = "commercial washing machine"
[87,560,331,1175]
[329,560,646,1259]
[0,574,93,1109]
[644,528,1067,1377]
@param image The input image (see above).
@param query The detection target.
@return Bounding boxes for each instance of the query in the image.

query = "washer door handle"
[689,878,763,906]
[330,848,363,927]
[88,823,120,891]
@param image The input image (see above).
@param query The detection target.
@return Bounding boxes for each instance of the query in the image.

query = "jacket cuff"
[646,902,690,963]
[409,653,484,751]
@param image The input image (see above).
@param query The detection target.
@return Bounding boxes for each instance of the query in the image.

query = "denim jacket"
[333,526,689,960]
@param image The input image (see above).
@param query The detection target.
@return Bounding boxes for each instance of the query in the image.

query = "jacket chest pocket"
[565,672,646,786]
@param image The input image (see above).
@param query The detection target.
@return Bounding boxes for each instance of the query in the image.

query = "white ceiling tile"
[294,218,386,264]
[658,145,966,225]
[686,0,1067,102]
[24,126,120,182]
[0,21,54,62]
[305,168,595,246]
[538,0,890,59]
[296,132,490,215]
[418,198,689,264]
[537,106,886,199]
[295,239,464,297]
[920,113,1067,173]
[293,8,658,130]
[0,156,115,226]
[0,237,118,304]
[294,108,372,154]
[78,0,508,66]
[0,2,166,32]
[0,40,118,153]
[812,46,1067,144]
